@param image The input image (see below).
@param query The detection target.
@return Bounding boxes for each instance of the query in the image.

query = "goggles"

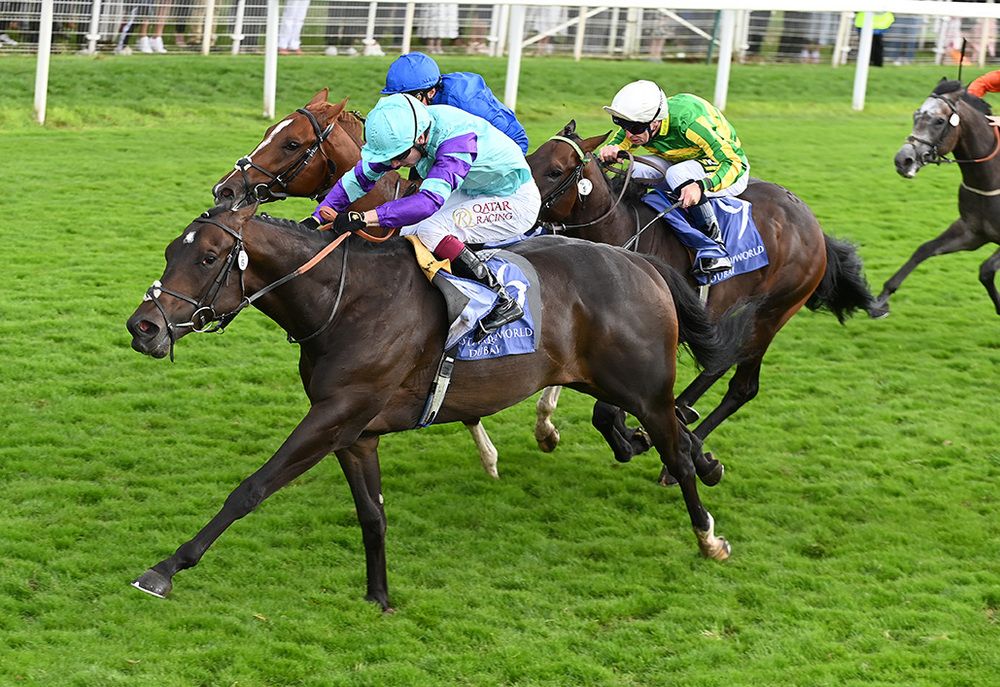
[611,102,662,135]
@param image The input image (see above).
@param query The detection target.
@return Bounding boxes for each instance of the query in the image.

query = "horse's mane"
[335,108,366,146]
[253,212,410,255]
[934,79,993,115]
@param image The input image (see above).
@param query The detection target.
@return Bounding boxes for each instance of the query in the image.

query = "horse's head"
[896,79,971,178]
[126,205,258,359]
[213,89,366,209]
[527,120,612,222]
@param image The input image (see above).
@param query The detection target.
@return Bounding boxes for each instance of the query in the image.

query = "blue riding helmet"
[381,52,442,94]
[360,94,433,163]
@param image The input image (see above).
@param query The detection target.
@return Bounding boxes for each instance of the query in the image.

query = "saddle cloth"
[405,237,541,360]
[643,190,769,286]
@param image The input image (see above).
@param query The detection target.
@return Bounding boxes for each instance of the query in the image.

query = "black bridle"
[539,135,635,233]
[143,214,350,360]
[908,92,1000,166]
[227,108,338,209]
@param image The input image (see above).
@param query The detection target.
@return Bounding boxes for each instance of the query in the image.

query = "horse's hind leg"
[875,219,986,310]
[639,402,730,561]
[334,436,393,610]
[978,247,1000,315]
[534,386,562,453]
[464,420,499,479]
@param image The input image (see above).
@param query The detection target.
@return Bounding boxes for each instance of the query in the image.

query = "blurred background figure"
[888,13,922,65]
[854,11,894,67]
[527,4,566,56]
[743,10,771,63]
[643,8,672,62]
[324,0,365,55]
[278,0,310,54]
[418,2,458,54]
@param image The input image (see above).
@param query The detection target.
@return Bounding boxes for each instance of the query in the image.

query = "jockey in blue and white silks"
[312,93,541,336]
[381,51,530,154]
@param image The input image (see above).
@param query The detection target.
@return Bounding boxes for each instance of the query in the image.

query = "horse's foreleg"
[675,368,728,425]
[875,219,987,310]
[534,386,562,453]
[640,402,730,561]
[335,435,393,610]
[132,403,365,600]
[464,420,499,479]
[978,247,1000,315]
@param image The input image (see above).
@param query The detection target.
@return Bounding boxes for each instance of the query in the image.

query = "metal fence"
[0,1,996,67]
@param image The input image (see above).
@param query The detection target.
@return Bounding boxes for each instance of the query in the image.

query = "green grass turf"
[1,55,998,686]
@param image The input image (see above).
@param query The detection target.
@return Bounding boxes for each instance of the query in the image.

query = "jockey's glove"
[300,215,322,231]
[333,210,367,235]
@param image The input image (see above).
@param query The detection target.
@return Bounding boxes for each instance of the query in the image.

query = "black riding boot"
[686,201,732,276]
[453,247,524,336]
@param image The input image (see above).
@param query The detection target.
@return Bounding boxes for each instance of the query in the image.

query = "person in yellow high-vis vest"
[855,11,895,67]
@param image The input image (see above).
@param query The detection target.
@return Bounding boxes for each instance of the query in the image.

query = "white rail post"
[573,6,588,62]
[201,0,217,55]
[263,0,279,118]
[607,7,619,57]
[488,3,502,56]
[34,0,55,125]
[496,3,509,56]
[978,2,994,68]
[402,2,415,54]
[853,12,874,112]
[504,4,526,111]
[713,9,735,112]
[84,0,102,55]
[231,0,246,54]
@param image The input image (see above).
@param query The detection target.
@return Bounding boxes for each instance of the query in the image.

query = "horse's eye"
[546,170,563,179]
[202,254,218,266]
[284,141,301,150]
[933,117,946,127]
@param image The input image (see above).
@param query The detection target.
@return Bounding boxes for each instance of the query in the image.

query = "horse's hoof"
[629,427,653,455]
[536,428,560,453]
[366,593,393,612]
[675,404,700,425]
[131,569,172,598]
[705,537,732,561]
[658,466,678,487]
[867,302,890,319]
[698,452,725,487]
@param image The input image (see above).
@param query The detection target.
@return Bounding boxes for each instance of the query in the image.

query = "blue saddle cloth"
[434,252,540,361]
[643,190,769,286]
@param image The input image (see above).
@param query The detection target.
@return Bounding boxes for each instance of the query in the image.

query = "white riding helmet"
[603,80,669,123]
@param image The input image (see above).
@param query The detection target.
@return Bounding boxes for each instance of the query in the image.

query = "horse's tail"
[805,233,878,323]
[648,258,759,373]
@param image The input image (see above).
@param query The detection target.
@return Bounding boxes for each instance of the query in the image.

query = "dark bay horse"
[889,79,1000,314]
[125,206,756,609]
[526,121,881,474]
[212,89,511,476]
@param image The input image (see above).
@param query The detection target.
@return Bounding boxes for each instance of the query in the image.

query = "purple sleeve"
[312,160,393,220]
[375,189,446,227]
[374,136,477,227]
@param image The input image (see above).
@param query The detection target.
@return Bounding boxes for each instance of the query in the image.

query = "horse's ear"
[307,88,330,107]
[561,120,577,136]
[232,201,259,223]
[329,97,349,118]
[580,131,613,154]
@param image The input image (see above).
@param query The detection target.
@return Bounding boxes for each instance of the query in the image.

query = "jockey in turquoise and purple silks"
[312,93,541,336]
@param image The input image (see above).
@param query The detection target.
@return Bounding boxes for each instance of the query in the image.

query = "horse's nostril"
[220,187,233,198]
